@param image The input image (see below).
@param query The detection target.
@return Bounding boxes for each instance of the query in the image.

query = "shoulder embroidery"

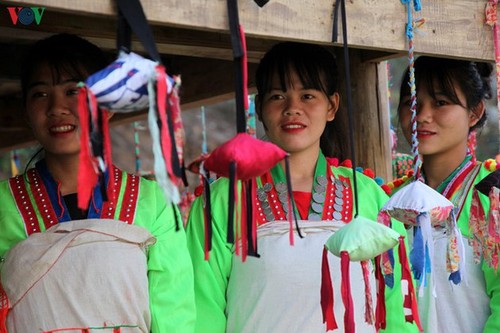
[102,166,140,224]
[9,175,42,236]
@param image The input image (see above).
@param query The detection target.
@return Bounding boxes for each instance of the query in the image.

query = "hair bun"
[475,61,494,78]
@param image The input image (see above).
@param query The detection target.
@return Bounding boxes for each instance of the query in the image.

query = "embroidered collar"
[9,161,140,236]
[424,154,480,220]
[433,155,474,198]
[256,152,352,224]
[35,160,109,221]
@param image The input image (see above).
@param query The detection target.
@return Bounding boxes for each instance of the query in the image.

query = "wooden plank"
[2,0,495,61]
[0,13,272,63]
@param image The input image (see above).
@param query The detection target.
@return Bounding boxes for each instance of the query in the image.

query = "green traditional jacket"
[186,152,419,333]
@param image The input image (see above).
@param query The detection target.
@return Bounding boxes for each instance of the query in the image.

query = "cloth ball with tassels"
[77,51,185,210]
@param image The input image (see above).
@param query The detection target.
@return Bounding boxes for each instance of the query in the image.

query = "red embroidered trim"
[255,200,267,225]
[118,173,140,224]
[338,175,353,223]
[9,175,41,236]
[10,166,139,237]
[257,172,287,224]
[441,161,476,200]
[100,166,122,220]
[27,169,58,231]
[256,167,353,223]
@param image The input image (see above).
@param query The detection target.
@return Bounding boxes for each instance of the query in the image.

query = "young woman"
[393,56,499,333]
[0,33,195,332]
[186,42,418,333]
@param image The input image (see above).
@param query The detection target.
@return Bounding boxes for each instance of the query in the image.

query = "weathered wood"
[3,0,496,61]
[337,49,392,180]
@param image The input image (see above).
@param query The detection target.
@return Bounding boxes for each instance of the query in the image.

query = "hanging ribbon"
[401,0,423,178]
[133,121,142,174]
[486,0,500,156]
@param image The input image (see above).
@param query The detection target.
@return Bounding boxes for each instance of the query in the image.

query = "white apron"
[1,219,156,333]
[226,220,377,333]
[418,228,490,333]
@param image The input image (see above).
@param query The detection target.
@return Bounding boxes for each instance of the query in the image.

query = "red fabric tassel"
[77,85,98,210]
[155,65,175,183]
[361,260,374,325]
[167,76,185,168]
[321,247,338,331]
[288,187,295,246]
[374,255,387,330]
[341,251,355,333]
[398,236,423,331]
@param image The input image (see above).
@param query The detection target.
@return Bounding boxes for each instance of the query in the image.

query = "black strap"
[227,0,247,134]
[333,0,359,217]
[117,8,132,53]
[203,173,213,252]
[332,0,341,43]
[116,0,161,62]
[254,0,270,8]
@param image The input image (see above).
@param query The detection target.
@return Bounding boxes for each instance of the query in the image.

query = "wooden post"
[337,48,392,181]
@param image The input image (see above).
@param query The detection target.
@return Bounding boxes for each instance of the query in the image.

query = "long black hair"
[255,41,350,160]
[398,56,493,132]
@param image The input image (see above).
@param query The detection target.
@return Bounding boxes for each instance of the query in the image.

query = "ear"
[469,100,485,128]
[327,92,340,122]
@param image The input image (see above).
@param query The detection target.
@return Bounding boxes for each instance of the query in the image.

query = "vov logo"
[7,7,45,25]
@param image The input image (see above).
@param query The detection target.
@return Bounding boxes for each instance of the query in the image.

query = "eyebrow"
[27,79,79,90]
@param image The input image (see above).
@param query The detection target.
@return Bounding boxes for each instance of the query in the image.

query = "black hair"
[398,56,493,132]
[21,33,108,104]
[255,41,349,160]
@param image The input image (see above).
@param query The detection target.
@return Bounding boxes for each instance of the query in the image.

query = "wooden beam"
[2,0,495,62]
[0,7,273,63]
